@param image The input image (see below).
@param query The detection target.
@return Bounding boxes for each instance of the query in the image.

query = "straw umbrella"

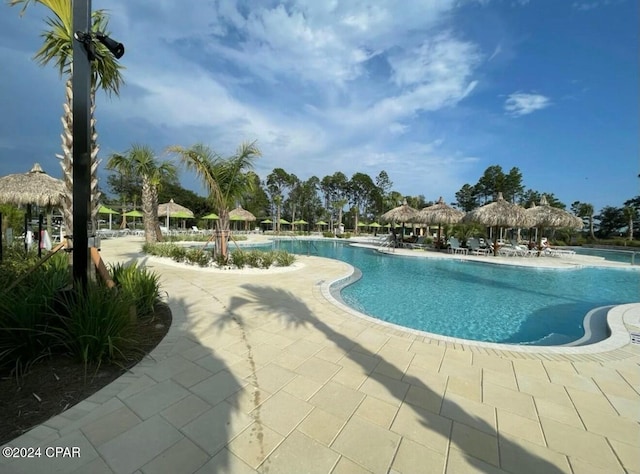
[380,200,419,241]
[0,163,65,248]
[158,198,194,229]
[462,192,533,256]
[229,205,256,231]
[0,163,64,208]
[415,197,465,247]
[525,195,583,254]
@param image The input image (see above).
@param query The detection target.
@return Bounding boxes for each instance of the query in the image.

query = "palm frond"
[168,144,225,207]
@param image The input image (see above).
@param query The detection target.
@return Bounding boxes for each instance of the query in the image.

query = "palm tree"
[333,198,348,233]
[168,142,261,261]
[106,145,176,244]
[622,206,637,241]
[578,203,596,240]
[9,0,124,235]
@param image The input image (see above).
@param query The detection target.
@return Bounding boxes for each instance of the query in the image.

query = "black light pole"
[72,0,124,288]
[72,0,92,288]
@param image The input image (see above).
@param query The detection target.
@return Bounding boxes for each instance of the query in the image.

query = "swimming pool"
[273,240,639,346]
[570,246,639,264]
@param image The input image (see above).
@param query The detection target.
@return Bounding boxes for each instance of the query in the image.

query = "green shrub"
[185,249,210,267]
[322,232,334,238]
[275,250,296,267]
[244,250,263,268]
[260,251,276,269]
[230,250,247,269]
[110,262,162,318]
[50,282,136,367]
[0,286,54,375]
[0,252,70,375]
[170,246,187,262]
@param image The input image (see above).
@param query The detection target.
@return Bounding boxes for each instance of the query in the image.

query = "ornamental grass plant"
[0,248,163,376]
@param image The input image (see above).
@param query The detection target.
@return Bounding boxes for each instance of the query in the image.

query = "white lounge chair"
[467,238,490,255]
[448,237,468,255]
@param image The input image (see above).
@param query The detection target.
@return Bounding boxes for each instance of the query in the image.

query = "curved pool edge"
[321,262,640,356]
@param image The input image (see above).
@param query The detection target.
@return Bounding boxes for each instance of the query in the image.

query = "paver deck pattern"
[2,236,639,473]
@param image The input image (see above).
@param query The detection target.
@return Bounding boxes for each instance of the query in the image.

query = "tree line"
[104,146,640,245]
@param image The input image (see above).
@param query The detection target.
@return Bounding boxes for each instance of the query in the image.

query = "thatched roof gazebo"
[229,205,256,222]
[158,199,194,218]
[380,200,419,241]
[462,192,533,255]
[526,195,583,230]
[416,197,465,225]
[380,200,420,224]
[158,199,194,229]
[229,205,256,230]
[0,163,64,208]
[526,195,583,253]
[0,163,65,248]
[415,197,465,245]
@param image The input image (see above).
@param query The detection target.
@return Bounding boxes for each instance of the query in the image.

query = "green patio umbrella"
[98,205,119,230]
[368,221,382,236]
[123,209,143,230]
[292,219,308,231]
[201,212,219,229]
[279,218,290,224]
[357,222,368,227]
[123,210,143,217]
[171,210,192,230]
[316,220,328,225]
[261,219,273,224]
[98,205,118,214]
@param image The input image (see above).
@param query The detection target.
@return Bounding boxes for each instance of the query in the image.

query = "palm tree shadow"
[220,284,565,473]
[161,295,244,473]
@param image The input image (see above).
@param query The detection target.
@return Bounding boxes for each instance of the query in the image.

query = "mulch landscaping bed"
[0,303,172,445]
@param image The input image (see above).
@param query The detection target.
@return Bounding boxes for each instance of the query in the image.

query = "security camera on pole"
[72,0,124,288]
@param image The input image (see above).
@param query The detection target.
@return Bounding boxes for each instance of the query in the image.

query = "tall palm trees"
[622,206,637,241]
[9,0,124,234]
[168,142,261,261]
[107,146,176,244]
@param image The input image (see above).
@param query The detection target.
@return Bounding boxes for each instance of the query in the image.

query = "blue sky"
[1,0,637,212]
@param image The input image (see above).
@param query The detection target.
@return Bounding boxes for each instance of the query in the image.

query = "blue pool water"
[272,240,640,345]
[570,247,638,264]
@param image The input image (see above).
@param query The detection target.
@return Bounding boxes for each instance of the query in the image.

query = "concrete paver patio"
[2,236,639,473]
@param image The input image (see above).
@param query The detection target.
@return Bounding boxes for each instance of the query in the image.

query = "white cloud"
[504,92,551,117]
[1,0,485,200]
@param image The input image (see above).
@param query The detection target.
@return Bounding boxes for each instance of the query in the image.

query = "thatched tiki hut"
[525,195,583,254]
[229,205,256,231]
[380,200,419,242]
[158,199,195,229]
[462,192,533,255]
[0,163,65,245]
[415,197,465,247]
[0,163,64,208]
